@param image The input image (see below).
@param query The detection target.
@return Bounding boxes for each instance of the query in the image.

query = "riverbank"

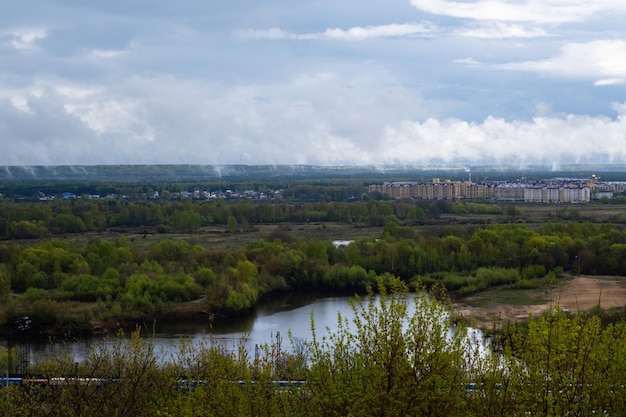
[6,273,625,339]
[452,274,626,328]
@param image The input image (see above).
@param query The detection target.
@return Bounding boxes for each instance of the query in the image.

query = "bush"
[23,287,48,302]
[513,278,540,289]
[475,267,519,286]
[521,264,546,279]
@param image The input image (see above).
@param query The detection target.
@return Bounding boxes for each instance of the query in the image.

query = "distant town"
[0,188,284,203]
[3,164,626,204]
[2,175,626,204]
[368,175,626,203]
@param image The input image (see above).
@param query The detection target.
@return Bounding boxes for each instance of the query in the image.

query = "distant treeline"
[0,198,446,239]
[6,163,617,184]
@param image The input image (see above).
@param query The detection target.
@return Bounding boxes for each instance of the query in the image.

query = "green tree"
[0,265,11,301]
[494,310,626,416]
[306,278,473,416]
[171,209,202,232]
[8,220,48,239]
[227,215,238,233]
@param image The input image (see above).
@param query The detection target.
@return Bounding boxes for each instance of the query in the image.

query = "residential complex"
[368,176,626,203]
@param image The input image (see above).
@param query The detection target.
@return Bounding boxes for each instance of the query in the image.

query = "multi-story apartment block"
[369,178,593,203]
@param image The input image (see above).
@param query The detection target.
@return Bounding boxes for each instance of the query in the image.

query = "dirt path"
[453,275,626,327]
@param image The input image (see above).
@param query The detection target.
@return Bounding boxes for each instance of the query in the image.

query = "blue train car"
[0,376,25,386]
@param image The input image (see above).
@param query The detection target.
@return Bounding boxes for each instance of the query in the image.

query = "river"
[24,292,362,364]
[24,291,487,366]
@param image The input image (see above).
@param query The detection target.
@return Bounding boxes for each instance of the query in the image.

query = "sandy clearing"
[453,275,626,328]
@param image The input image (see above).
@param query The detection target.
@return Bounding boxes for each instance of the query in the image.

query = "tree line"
[0,198,437,238]
[1,194,541,240]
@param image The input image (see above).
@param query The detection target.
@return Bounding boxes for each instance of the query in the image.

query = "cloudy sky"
[2,0,626,166]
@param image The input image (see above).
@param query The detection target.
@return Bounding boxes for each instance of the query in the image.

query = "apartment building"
[369,179,592,203]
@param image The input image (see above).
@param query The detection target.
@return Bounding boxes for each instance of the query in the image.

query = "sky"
[1,0,626,167]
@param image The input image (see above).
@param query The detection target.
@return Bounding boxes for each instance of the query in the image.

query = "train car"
[20,376,49,387]
[48,377,107,387]
[0,376,23,387]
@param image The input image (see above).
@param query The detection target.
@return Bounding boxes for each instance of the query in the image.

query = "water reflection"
[25,292,354,363]
[25,292,489,365]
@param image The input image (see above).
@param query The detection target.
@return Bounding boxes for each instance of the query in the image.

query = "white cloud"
[381,110,626,164]
[235,27,288,40]
[611,102,626,117]
[1,72,425,165]
[0,90,32,113]
[239,20,548,42]
[3,73,626,166]
[453,57,482,66]
[410,0,626,24]
[64,100,155,142]
[236,23,436,41]
[594,78,625,86]
[1,83,101,114]
[533,101,553,116]
[54,85,102,99]
[497,40,626,82]
[88,49,125,58]
[2,28,47,49]
[455,22,550,39]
